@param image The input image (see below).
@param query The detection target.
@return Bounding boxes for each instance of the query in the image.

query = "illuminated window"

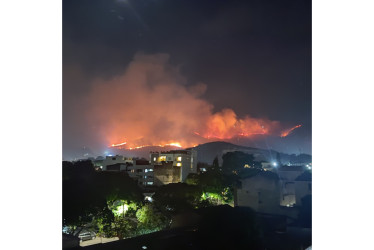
[177,156,182,161]
[147,182,153,185]
[153,157,156,161]
[244,164,250,168]
[176,163,182,167]
[159,156,166,161]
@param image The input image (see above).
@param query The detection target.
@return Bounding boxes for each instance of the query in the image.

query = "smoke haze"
[73,53,295,154]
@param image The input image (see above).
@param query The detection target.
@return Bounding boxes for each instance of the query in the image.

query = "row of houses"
[92,149,197,187]
[91,150,311,219]
[235,165,312,218]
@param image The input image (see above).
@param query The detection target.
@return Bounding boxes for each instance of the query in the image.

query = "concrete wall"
[235,174,281,214]
[153,163,181,186]
[127,164,154,186]
[101,155,133,170]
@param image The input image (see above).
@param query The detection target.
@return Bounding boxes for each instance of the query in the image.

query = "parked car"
[78,231,96,241]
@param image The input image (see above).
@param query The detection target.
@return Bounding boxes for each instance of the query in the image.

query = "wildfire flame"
[110,141,127,147]
[164,142,182,148]
[111,142,183,150]
[280,124,302,137]
[109,124,301,150]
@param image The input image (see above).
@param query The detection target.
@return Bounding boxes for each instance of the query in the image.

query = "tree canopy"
[153,183,202,212]
[222,151,261,174]
[63,161,143,228]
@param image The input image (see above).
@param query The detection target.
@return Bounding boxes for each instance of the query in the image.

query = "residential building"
[150,149,197,185]
[97,155,133,171]
[235,168,312,218]
[127,159,154,187]
[98,157,154,187]
[294,171,312,206]
[235,171,281,214]
[276,165,307,207]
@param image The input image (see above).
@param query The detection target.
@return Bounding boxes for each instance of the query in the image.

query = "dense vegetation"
[63,160,166,239]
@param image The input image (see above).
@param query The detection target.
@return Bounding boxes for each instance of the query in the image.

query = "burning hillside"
[85,53,301,150]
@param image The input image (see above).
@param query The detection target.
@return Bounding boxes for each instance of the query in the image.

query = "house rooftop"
[278,165,305,171]
[295,171,312,181]
[151,150,191,154]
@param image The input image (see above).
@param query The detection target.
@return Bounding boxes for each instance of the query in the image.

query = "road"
[80,237,119,247]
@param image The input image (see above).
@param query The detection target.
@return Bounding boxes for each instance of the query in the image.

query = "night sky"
[63,0,311,159]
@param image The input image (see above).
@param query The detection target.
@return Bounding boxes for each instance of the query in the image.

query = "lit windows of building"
[150,149,197,185]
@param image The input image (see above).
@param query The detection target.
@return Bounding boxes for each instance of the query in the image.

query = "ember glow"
[110,141,127,147]
[113,142,183,150]
[86,54,301,150]
[280,125,302,137]
[164,142,182,148]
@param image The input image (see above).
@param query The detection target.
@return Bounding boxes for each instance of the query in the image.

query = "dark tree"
[63,178,108,227]
[153,183,202,212]
[222,151,256,174]
[136,204,169,234]
[63,161,143,228]
[198,169,236,204]
[185,173,199,185]
[212,156,219,170]
[95,171,143,204]
[63,160,96,181]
